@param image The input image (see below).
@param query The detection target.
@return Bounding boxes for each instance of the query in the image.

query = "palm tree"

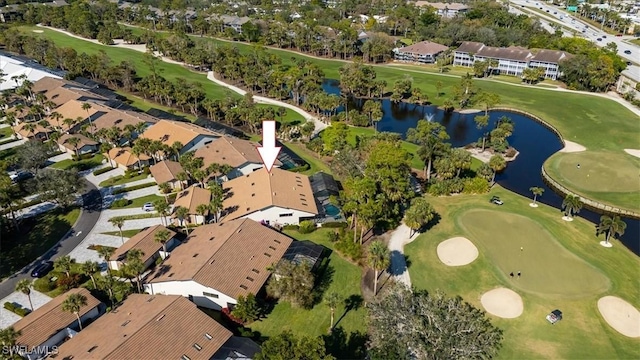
[124,249,145,293]
[15,279,33,311]
[81,261,100,289]
[153,199,170,226]
[62,117,75,132]
[597,215,627,246]
[54,256,75,277]
[109,217,126,245]
[174,206,190,234]
[529,187,544,207]
[67,136,81,160]
[195,203,209,224]
[101,143,114,168]
[81,103,94,134]
[561,194,583,220]
[488,155,506,185]
[97,246,115,275]
[209,196,223,223]
[154,228,172,257]
[176,172,189,190]
[171,141,183,159]
[367,240,390,296]
[158,182,172,200]
[324,291,340,331]
[22,122,36,138]
[62,293,88,330]
[50,111,63,130]
[0,327,21,357]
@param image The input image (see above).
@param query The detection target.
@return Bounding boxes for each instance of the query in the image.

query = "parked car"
[546,309,563,324]
[142,203,155,212]
[31,261,54,278]
[490,196,504,205]
[8,170,33,183]
[624,50,632,54]
[596,38,602,41]
[602,35,607,38]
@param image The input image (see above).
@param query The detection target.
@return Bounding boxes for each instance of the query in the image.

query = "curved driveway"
[0,180,102,299]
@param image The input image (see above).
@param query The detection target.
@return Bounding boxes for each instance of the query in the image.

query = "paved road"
[0,180,102,299]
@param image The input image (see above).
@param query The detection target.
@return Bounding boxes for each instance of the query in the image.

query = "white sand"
[624,149,640,159]
[597,296,640,338]
[437,237,478,266]
[481,288,524,319]
[459,109,482,114]
[32,30,43,33]
[559,140,586,153]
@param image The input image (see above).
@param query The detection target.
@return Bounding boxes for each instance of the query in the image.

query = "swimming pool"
[323,204,340,217]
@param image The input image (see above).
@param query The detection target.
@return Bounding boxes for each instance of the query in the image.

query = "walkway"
[0,137,26,151]
[0,289,51,329]
[386,223,420,288]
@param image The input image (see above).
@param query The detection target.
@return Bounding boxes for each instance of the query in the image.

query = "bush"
[427,178,465,196]
[335,236,363,262]
[112,182,156,195]
[288,163,310,173]
[56,274,82,290]
[298,220,316,234]
[306,137,323,153]
[93,167,116,176]
[4,302,30,317]
[326,230,340,242]
[504,148,517,158]
[282,224,299,231]
[33,276,56,292]
[111,199,131,208]
[321,221,348,228]
[462,177,490,194]
[3,302,15,311]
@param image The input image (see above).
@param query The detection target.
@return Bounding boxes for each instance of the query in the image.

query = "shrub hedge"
[4,301,31,317]
[93,166,116,176]
[321,221,348,228]
[110,199,131,208]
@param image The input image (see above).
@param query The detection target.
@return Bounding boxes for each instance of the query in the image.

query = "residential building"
[222,168,319,225]
[46,99,100,131]
[0,1,68,22]
[393,41,449,64]
[12,122,51,140]
[0,56,62,91]
[208,14,252,33]
[193,136,281,180]
[109,225,178,271]
[32,76,108,108]
[108,147,151,170]
[57,133,99,155]
[172,185,212,225]
[453,41,572,79]
[12,288,103,360]
[414,1,469,17]
[145,218,293,310]
[53,294,260,360]
[141,120,220,154]
[149,160,185,189]
[617,65,640,99]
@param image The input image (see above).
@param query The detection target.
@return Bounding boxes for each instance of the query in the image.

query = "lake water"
[322,80,640,255]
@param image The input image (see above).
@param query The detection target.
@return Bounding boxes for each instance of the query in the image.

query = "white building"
[617,65,640,99]
[144,219,293,310]
[12,288,103,360]
[0,55,62,91]
[222,168,319,225]
[414,1,469,17]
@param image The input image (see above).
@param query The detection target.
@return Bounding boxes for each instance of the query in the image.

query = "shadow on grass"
[323,326,368,360]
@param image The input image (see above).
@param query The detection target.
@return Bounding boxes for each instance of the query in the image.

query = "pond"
[321,80,640,255]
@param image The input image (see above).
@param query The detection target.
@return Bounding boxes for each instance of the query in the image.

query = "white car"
[142,203,155,212]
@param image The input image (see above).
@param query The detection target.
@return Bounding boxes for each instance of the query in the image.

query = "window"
[279,213,293,217]
[203,292,219,298]
[193,343,202,351]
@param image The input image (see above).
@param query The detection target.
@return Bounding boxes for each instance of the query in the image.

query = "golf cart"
[490,196,504,205]
[546,309,562,324]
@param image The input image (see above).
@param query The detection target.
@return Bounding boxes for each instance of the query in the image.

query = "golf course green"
[405,187,640,359]
[545,151,640,212]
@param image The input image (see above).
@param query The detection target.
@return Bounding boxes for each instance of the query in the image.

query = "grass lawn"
[0,207,81,279]
[248,228,366,342]
[0,126,13,139]
[284,142,333,176]
[99,172,150,187]
[109,194,164,209]
[404,187,640,359]
[629,39,640,46]
[544,151,640,212]
[101,229,143,238]
[50,154,104,171]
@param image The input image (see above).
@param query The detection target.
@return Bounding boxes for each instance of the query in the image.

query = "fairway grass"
[459,209,610,297]
[545,151,640,212]
[404,187,640,359]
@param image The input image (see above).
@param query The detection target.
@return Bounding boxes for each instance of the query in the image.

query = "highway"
[509,0,639,64]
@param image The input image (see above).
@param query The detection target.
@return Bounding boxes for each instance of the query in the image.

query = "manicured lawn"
[99,172,150,187]
[0,207,81,279]
[101,229,143,238]
[116,91,197,122]
[284,142,333,176]
[50,154,104,171]
[248,228,366,340]
[108,194,164,209]
[629,39,640,46]
[404,187,640,359]
[544,151,640,212]
[0,126,13,139]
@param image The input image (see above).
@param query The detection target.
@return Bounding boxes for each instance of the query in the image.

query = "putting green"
[458,209,610,297]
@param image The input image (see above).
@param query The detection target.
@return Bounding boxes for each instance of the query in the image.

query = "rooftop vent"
[251,268,260,273]
[193,343,202,351]
[240,284,248,290]
[156,314,165,321]
[204,333,213,340]
[274,239,281,244]
[264,252,272,257]
[182,355,191,360]
[269,246,276,250]
[87,346,98,353]
[193,253,199,258]
[147,297,156,302]
[251,193,255,197]
[121,320,130,327]
[168,273,174,278]
[210,259,215,264]
[246,276,254,282]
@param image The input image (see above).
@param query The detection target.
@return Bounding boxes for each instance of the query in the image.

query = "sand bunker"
[459,109,481,114]
[559,140,586,153]
[624,149,640,159]
[437,237,478,266]
[597,296,640,338]
[481,288,524,318]
[32,30,43,33]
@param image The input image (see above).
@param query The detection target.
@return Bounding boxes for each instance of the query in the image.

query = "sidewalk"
[0,289,51,329]
[387,223,420,288]
[0,138,26,151]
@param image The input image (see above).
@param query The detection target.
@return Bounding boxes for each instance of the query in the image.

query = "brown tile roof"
[173,185,211,214]
[150,160,184,184]
[455,41,487,54]
[53,294,232,360]
[50,99,99,123]
[57,133,98,150]
[222,168,319,220]
[194,136,280,169]
[530,49,573,64]
[148,219,293,299]
[397,41,449,56]
[108,147,151,167]
[13,288,101,348]
[112,225,176,265]
[32,77,108,108]
[91,108,157,132]
[31,77,70,94]
[141,120,220,148]
[12,122,51,138]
